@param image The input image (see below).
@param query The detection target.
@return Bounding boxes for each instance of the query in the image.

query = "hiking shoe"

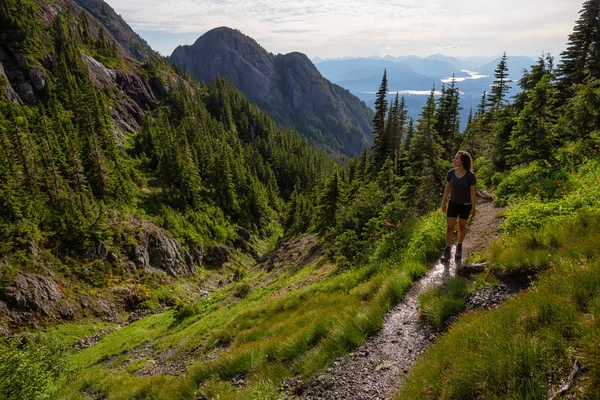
[441,246,451,261]
[455,244,463,258]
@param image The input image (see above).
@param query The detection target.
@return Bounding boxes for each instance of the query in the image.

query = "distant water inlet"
[441,69,489,83]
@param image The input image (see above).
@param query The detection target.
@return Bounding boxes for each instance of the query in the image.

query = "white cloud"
[434,45,460,51]
[109,0,582,58]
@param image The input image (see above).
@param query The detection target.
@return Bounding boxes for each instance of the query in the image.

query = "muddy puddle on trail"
[298,251,458,400]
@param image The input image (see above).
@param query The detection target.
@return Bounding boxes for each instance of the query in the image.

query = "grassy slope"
[51,212,445,399]
[397,157,600,399]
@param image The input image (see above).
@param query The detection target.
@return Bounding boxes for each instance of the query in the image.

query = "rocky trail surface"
[299,200,522,400]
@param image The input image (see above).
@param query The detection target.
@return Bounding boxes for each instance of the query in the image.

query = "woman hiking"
[441,151,477,261]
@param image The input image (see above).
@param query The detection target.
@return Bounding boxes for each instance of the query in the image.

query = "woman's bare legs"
[457,218,468,244]
[446,217,457,246]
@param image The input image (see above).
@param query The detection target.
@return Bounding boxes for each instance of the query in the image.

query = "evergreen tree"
[376,157,397,202]
[487,52,512,112]
[463,108,475,155]
[507,74,557,165]
[404,118,414,152]
[370,70,389,173]
[401,89,445,207]
[435,76,462,159]
[557,0,600,99]
[313,165,341,234]
[555,77,600,141]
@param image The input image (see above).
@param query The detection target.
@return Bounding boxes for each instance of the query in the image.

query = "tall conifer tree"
[557,0,600,99]
[370,70,389,174]
[487,52,512,112]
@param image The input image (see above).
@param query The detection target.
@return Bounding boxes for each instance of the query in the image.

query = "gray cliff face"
[81,53,163,145]
[74,0,156,62]
[170,27,374,157]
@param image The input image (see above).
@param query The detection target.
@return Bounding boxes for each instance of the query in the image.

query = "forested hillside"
[0,0,333,335]
[0,0,599,398]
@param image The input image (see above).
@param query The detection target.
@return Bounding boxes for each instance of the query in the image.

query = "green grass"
[54,211,445,399]
[490,210,600,274]
[500,158,600,233]
[418,277,472,331]
[396,209,600,399]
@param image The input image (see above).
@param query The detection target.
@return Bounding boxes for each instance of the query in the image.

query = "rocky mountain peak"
[170,28,373,157]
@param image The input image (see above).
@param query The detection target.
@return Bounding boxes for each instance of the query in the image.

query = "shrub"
[473,156,494,187]
[494,162,547,206]
[233,281,251,298]
[233,267,246,282]
[334,230,361,265]
[0,335,68,400]
[173,301,197,323]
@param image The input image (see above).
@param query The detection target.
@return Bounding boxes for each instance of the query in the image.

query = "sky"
[109,0,582,59]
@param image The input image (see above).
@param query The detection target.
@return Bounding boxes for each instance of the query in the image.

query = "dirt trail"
[301,201,504,400]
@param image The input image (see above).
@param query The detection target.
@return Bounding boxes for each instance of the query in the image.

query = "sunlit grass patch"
[491,210,600,274]
[418,277,472,331]
[44,320,115,347]
[501,158,600,232]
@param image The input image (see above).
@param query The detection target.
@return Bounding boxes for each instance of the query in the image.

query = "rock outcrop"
[81,54,157,143]
[132,227,197,277]
[0,61,24,105]
[0,272,75,320]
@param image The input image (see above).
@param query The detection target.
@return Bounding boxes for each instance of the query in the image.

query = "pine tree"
[401,89,445,207]
[376,157,397,202]
[370,70,389,173]
[404,118,414,152]
[392,95,408,174]
[313,165,341,234]
[507,74,557,165]
[435,76,461,159]
[555,77,600,141]
[557,0,600,99]
[487,52,512,112]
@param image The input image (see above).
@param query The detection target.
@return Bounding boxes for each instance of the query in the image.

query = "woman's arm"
[442,182,451,213]
[470,184,477,217]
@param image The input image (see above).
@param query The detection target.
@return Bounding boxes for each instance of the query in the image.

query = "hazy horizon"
[110,0,580,59]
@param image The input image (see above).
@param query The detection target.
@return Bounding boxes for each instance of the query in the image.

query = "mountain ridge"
[170,27,374,158]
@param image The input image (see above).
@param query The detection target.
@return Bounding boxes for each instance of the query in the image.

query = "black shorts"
[447,201,472,220]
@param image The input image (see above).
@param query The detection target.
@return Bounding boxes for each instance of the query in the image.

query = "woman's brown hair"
[457,150,473,171]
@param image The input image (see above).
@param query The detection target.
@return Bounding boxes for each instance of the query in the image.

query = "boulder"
[235,226,251,242]
[208,245,232,267]
[147,230,195,276]
[82,54,116,88]
[149,76,169,99]
[0,272,73,318]
[29,67,47,91]
[79,294,120,322]
[15,82,36,104]
[112,285,149,309]
[191,246,204,266]
[132,228,196,276]
[85,240,109,261]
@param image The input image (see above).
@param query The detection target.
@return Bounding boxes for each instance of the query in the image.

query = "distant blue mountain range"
[314,54,537,131]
